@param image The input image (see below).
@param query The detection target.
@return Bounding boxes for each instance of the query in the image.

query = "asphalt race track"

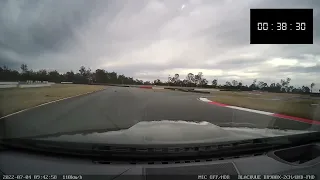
[1,86,319,139]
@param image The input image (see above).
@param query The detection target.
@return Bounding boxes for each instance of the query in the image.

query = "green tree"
[302,86,310,93]
[194,72,203,86]
[225,81,232,86]
[212,79,218,88]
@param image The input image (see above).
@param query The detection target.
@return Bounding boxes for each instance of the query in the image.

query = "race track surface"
[1,86,319,139]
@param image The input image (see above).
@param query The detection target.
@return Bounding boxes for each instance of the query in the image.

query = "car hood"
[34,120,314,145]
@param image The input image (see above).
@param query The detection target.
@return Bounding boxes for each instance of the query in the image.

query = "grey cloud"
[0,0,111,57]
[0,0,319,86]
[277,64,320,73]
[0,55,21,70]
[204,59,263,70]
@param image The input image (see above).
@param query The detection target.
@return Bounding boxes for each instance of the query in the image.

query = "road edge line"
[198,97,319,125]
[0,88,105,120]
[272,114,320,125]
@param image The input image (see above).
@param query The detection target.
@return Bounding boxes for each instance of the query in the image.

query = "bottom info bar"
[197,175,317,180]
[59,174,318,180]
[2,174,318,180]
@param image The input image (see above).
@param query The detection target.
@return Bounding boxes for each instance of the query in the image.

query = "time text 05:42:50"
[257,22,306,31]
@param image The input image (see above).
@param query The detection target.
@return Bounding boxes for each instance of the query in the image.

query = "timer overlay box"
[250,9,313,44]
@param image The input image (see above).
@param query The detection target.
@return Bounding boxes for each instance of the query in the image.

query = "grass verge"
[209,96,320,120]
[0,84,105,117]
[211,91,309,99]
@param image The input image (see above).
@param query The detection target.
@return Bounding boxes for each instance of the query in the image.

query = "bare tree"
[231,80,238,87]
[174,73,180,85]
[253,79,257,85]
[20,64,28,73]
[311,82,315,93]
[249,79,257,89]
[79,66,86,76]
[280,78,291,92]
[186,73,195,86]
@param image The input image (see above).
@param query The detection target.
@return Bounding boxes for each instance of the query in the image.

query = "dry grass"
[0,84,105,117]
[211,91,309,99]
[209,95,320,120]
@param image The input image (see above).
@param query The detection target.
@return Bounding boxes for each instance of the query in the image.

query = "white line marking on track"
[199,97,212,102]
[0,89,104,120]
[226,106,274,115]
[199,97,274,115]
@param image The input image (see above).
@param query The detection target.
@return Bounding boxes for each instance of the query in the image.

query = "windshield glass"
[0,0,319,146]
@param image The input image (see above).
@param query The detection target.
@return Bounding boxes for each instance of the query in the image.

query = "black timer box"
[250,9,313,44]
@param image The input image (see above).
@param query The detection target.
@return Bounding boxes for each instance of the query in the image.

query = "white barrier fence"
[19,83,53,88]
[0,84,18,88]
[194,88,220,91]
[0,81,55,89]
[0,82,19,85]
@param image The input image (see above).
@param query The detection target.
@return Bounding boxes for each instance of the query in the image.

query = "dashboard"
[0,143,319,180]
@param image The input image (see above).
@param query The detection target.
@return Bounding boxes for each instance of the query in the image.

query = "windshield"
[0,0,319,147]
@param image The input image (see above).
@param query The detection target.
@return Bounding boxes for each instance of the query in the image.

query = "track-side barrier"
[140,86,153,89]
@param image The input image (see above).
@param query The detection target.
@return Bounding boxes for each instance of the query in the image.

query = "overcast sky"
[0,0,319,90]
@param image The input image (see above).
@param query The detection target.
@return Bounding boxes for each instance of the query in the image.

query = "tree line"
[0,64,317,94]
[161,73,316,94]
[1,64,146,85]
